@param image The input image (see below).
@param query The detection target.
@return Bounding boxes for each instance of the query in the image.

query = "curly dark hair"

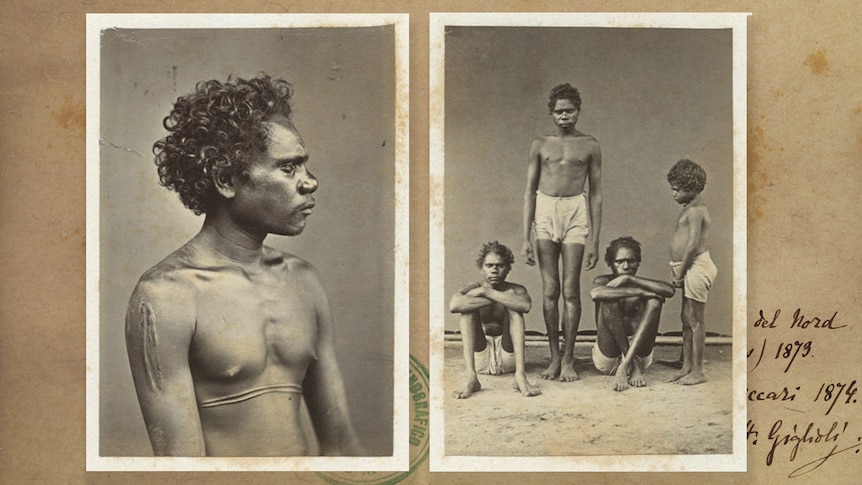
[475,241,515,269]
[604,236,642,268]
[667,159,707,193]
[153,74,294,215]
[547,83,582,112]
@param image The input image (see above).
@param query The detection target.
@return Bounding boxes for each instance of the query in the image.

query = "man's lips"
[299,202,315,215]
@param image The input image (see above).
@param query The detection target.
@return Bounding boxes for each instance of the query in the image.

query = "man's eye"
[282,164,297,175]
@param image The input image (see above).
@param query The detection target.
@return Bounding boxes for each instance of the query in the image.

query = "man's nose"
[300,170,318,194]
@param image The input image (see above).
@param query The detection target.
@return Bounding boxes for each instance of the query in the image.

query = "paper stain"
[747,124,775,224]
[803,48,829,76]
[51,97,84,131]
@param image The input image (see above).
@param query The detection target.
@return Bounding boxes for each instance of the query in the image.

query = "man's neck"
[196,215,267,265]
[556,126,582,137]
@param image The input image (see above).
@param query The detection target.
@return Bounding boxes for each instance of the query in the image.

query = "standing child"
[667,159,717,386]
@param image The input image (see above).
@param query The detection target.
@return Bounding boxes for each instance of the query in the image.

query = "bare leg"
[507,310,540,397]
[536,239,562,380]
[453,312,484,399]
[558,243,585,382]
[669,300,694,382]
[616,298,663,390]
[595,299,628,390]
[677,298,707,385]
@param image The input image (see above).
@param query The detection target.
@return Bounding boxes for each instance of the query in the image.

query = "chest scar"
[140,301,164,392]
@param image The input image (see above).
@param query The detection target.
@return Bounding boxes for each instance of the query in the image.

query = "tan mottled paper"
[1,1,861,484]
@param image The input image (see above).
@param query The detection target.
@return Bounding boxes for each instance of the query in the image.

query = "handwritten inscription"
[749,308,844,374]
[748,418,861,478]
[813,380,858,416]
[748,338,813,373]
[748,386,799,402]
[749,307,856,478]
[753,308,844,330]
[790,309,844,329]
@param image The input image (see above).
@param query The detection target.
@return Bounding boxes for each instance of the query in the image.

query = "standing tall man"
[125,74,362,456]
[523,83,603,382]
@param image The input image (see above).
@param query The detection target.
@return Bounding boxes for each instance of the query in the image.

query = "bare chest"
[540,138,593,168]
[189,274,319,384]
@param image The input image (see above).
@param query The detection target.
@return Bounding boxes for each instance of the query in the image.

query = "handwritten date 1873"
[748,339,813,373]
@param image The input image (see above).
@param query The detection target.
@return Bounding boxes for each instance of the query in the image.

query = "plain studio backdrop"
[443,27,734,338]
[98,27,396,456]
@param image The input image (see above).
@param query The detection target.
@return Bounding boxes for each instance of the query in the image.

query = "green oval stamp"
[317,354,429,485]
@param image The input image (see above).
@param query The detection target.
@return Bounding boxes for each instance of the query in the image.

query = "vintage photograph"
[429,13,747,471]
[86,14,409,471]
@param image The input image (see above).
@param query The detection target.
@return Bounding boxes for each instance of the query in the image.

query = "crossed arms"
[449,281,532,315]
[590,274,675,303]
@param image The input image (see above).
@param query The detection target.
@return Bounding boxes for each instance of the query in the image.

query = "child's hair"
[476,241,515,269]
[667,159,707,193]
[547,83,582,112]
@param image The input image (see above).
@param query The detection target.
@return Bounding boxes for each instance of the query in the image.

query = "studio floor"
[443,342,734,457]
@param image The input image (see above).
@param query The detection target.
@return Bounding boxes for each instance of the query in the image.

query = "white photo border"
[429,11,748,473]
[85,13,410,472]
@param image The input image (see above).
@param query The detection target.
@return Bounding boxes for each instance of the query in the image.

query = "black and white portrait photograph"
[429,12,747,472]
[85,13,409,471]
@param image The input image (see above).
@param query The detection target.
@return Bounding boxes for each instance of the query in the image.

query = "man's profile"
[125,74,362,457]
[590,237,675,391]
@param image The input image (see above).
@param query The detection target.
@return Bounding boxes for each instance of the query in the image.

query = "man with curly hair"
[590,237,675,391]
[125,74,362,456]
[667,159,717,386]
[449,241,539,398]
[522,83,602,382]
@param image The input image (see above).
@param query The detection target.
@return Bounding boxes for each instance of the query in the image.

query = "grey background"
[99,27,396,456]
[444,27,734,337]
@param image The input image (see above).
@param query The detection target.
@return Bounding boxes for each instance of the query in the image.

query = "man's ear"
[212,166,236,199]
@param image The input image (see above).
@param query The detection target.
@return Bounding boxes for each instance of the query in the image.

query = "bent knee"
[645,298,663,310]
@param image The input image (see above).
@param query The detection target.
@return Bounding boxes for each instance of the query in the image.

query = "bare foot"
[629,360,647,388]
[513,375,541,397]
[453,378,481,399]
[541,358,561,380]
[612,372,630,392]
[668,366,691,383]
[676,370,707,386]
[558,361,579,382]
